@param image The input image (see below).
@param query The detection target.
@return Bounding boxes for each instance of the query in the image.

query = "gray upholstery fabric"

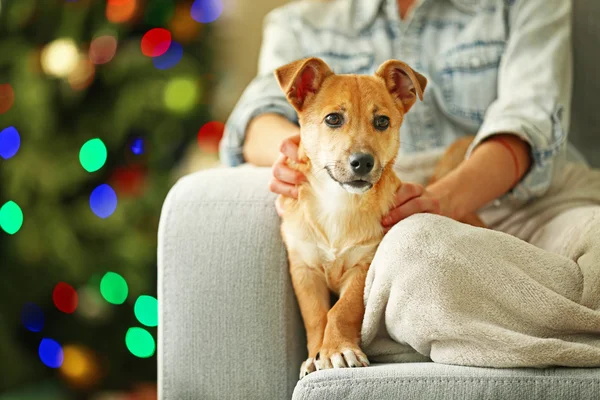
[158,2,600,399]
[158,167,305,399]
[293,363,600,400]
[570,0,600,167]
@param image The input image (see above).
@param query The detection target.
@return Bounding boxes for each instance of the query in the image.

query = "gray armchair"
[158,1,600,398]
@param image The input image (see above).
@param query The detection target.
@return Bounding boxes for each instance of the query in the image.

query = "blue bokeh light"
[0,126,21,160]
[152,41,183,70]
[21,302,45,332]
[191,0,223,23]
[131,137,144,155]
[39,338,64,368]
[89,184,118,218]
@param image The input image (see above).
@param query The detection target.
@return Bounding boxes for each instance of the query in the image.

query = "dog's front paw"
[314,345,370,370]
[299,357,316,379]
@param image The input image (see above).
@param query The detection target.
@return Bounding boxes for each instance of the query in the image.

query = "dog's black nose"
[349,153,374,176]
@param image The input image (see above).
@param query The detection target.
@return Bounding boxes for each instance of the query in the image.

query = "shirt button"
[470,57,482,68]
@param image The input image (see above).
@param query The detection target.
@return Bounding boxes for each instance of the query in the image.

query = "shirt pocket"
[309,52,374,75]
[433,41,505,129]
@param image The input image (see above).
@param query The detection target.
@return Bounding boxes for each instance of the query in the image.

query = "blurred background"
[0,0,288,398]
[3,0,596,399]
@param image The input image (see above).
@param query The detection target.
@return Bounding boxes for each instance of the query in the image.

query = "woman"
[220,0,600,367]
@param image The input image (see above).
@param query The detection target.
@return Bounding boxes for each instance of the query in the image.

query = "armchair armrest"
[158,166,305,399]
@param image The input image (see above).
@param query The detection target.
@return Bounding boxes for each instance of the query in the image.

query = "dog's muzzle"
[325,165,375,194]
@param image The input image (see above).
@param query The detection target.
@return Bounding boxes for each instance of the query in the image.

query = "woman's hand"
[381,182,453,232]
[268,134,306,216]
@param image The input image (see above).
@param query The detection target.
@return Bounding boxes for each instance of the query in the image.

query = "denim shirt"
[220,0,575,203]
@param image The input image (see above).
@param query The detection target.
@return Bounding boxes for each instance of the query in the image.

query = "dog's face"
[275,58,427,194]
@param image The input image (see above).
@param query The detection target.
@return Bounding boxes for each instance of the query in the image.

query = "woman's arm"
[383,0,571,227]
[428,135,531,221]
[382,135,531,228]
[219,8,302,167]
[243,113,300,167]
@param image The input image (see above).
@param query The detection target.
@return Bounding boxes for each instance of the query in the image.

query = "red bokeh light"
[52,282,79,314]
[197,121,225,153]
[0,84,15,114]
[140,28,172,57]
[110,166,146,197]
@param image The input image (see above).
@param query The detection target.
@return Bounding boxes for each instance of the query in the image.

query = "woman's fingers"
[269,178,299,199]
[382,196,440,227]
[280,134,301,161]
[381,183,425,226]
[273,159,306,185]
[270,134,305,200]
[393,183,425,206]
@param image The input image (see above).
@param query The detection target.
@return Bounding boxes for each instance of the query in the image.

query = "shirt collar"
[353,0,482,31]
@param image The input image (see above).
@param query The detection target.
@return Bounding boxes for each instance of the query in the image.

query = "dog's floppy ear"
[274,57,333,111]
[375,60,427,113]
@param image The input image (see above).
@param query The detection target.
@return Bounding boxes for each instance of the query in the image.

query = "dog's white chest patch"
[319,245,344,262]
[282,174,384,291]
[316,179,354,240]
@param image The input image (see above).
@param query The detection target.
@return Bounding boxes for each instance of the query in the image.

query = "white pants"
[361,161,600,367]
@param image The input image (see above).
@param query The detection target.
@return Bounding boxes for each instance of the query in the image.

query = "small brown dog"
[274,57,483,379]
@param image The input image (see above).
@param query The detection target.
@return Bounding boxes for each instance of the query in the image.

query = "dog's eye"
[324,113,344,128]
[374,116,390,131]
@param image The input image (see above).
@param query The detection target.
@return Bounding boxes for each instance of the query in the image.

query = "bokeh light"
[0,83,15,114]
[60,345,103,389]
[125,327,155,358]
[191,0,223,23]
[163,77,198,113]
[134,295,158,327]
[106,0,137,24]
[68,58,96,91]
[100,272,128,305]
[0,126,20,159]
[110,166,146,197]
[152,41,183,70]
[79,138,107,172]
[76,285,112,322]
[169,2,202,43]
[39,338,64,368]
[0,200,24,235]
[21,302,44,332]
[52,282,79,314]
[41,38,79,78]
[130,137,144,155]
[140,28,171,57]
[89,35,118,65]
[89,184,118,218]
[197,121,225,153]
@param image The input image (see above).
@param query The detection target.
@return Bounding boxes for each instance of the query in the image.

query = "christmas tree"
[0,0,221,396]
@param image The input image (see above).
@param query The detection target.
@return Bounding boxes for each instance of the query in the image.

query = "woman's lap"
[361,163,600,367]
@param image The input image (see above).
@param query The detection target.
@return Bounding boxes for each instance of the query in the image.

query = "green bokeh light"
[79,138,107,172]
[163,77,199,114]
[134,295,158,327]
[99,272,128,305]
[125,327,155,358]
[0,201,23,235]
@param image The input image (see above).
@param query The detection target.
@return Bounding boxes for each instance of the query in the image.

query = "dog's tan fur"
[274,57,483,379]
